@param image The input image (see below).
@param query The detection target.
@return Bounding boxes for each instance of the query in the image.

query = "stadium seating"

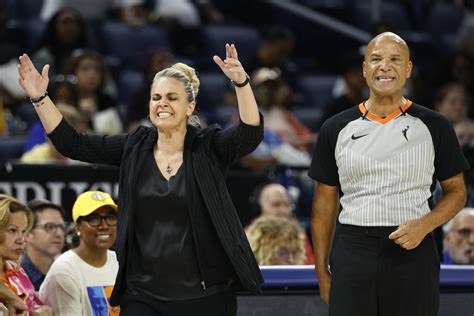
[0,136,27,162]
[202,25,260,70]
[296,74,337,110]
[100,21,170,70]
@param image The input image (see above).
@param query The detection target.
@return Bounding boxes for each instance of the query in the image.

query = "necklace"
[165,164,173,174]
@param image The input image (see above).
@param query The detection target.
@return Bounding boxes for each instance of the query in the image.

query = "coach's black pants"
[120,287,237,316]
[329,224,440,316]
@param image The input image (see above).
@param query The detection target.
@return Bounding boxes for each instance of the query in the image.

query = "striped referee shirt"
[308,100,469,226]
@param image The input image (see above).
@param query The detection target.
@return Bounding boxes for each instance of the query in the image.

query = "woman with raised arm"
[18,43,263,315]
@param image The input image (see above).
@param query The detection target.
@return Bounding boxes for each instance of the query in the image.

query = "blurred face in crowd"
[435,84,469,125]
[26,208,65,258]
[75,56,102,94]
[269,245,296,265]
[363,32,412,99]
[149,77,195,131]
[444,210,474,264]
[76,206,117,252]
[146,51,174,82]
[345,66,367,96]
[259,184,293,218]
[260,38,294,67]
[0,212,28,262]
[55,9,82,46]
[454,120,474,147]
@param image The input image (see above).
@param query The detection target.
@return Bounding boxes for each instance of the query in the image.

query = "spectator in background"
[427,37,474,117]
[126,49,174,132]
[320,53,367,124]
[0,194,53,315]
[249,26,296,82]
[434,82,471,125]
[442,207,474,264]
[454,119,474,147]
[22,199,66,291]
[464,144,474,210]
[65,49,122,134]
[40,0,146,24]
[41,0,114,22]
[226,67,313,171]
[21,103,87,164]
[150,0,223,56]
[0,5,19,65]
[40,191,119,316]
[23,74,80,152]
[0,5,28,136]
[252,67,315,152]
[247,216,306,265]
[247,183,314,264]
[32,8,88,77]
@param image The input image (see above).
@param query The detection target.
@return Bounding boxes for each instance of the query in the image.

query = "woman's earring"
[77,231,81,236]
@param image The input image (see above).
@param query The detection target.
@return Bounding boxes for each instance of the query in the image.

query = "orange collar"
[359,99,413,124]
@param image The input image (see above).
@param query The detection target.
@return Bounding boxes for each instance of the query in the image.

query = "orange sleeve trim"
[358,99,413,124]
[0,276,19,295]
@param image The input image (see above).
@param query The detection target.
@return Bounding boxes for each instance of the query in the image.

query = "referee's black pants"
[329,224,440,316]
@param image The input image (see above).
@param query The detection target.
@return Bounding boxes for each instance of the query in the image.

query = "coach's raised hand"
[17,54,62,133]
[18,54,49,100]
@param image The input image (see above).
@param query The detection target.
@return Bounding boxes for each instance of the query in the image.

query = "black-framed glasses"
[81,214,117,227]
[456,228,474,239]
[35,223,67,233]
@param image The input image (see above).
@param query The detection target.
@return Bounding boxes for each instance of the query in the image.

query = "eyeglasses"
[455,228,474,239]
[81,214,117,227]
[35,223,66,233]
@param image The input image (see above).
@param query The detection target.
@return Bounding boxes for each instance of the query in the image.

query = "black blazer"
[48,117,265,306]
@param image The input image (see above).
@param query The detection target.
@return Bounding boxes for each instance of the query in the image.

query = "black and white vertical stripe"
[337,140,434,226]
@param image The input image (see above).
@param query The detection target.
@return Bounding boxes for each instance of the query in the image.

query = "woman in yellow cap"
[39,191,119,316]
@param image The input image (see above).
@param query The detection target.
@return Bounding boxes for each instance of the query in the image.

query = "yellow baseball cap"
[72,191,117,223]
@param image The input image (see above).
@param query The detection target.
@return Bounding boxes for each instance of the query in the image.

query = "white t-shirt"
[39,250,119,316]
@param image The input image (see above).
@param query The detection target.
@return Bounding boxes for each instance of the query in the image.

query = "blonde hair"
[152,63,201,127]
[153,63,200,102]
[0,194,34,242]
[247,216,306,265]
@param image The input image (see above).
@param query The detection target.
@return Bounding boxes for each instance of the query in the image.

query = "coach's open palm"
[18,54,50,99]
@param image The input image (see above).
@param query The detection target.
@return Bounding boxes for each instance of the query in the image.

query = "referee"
[309,32,469,316]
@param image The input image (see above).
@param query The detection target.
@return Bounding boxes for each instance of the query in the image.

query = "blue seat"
[297,0,346,10]
[23,19,46,51]
[291,107,322,133]
[202,25,260,70]
[100,22,170,70]
[5,0,44,21]
[117,70,145,103]
[116,70,145,122]
[296,74,337,110]
[0,136,28,162]
[350,2,412,32]
[196,72,229,112]
[423,2,464,36]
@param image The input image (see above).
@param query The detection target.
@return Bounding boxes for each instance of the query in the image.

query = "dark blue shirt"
[21,253,45,291]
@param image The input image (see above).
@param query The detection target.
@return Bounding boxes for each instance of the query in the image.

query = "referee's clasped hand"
[389,219,429,250]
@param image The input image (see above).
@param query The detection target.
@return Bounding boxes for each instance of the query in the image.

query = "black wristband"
[231,74,250,88]
[30,91,48,104]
